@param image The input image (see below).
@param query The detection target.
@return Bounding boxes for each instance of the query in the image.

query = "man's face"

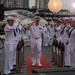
[35,20,40,26]
[69,19,72,25]
[57,22,61,26]
[7,20,14,26]
[63,20,67,24]
[71,21,75,27]
[66,19,69,23]
[45,24,48,27]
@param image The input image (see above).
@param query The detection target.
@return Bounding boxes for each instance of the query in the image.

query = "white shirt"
[4,24,18,44]
[29,25,43,39]
[14,18,23,41]
[55,25,62,39]
[60,24,71,43]
[69,27,75,43]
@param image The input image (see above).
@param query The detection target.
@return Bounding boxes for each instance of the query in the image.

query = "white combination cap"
[7,16,15,21]
[58,19,62,22]
[9,12,17,16]
[33,16,40,20]
[71,17,75,21]
[50,22,54,25]
[63,17,70,20]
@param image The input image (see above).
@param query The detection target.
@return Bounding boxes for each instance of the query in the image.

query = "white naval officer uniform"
[26,29,31,46]
[48,26,54,46]
[4,16,18,74]
[29,24,43,66]
[43,26,49,46]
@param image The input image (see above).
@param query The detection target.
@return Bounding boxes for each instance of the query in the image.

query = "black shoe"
[64,65,70,67]
[10,68,16,71]
[4,73,10,75]
[4,71,15,75]
[4,73,12,75]
[13,65,16,68]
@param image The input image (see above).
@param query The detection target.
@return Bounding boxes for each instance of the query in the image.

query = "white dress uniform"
[57,23,71,66]
[9,12,23,65]
[61,24,71,66]
[55,23,71,66]
[26,28,31,38]
[68,27,75,67]
[12,19,20,65]
[43,26,49,46]
[4,17,18,74]
[26,29,31,45]
[12,18,23,65]
[49,26,54,46]
[29,25,43,65]
[55,25,63,42]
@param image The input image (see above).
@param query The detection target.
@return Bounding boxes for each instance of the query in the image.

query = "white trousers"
[30,38,42,63]
[49,37,53,46]
[69,43,75,67]
[4,43,14,74]
[44,35,49,46]
[12,41,18,65]
[64,44,71,66]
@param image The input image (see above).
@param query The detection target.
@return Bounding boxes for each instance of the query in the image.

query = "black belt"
[32,37,40,39]
[33,37,40,39]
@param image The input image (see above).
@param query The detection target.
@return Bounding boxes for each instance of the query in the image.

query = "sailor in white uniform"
[54,20,62,42]
[60,17,71,67]
[54,18,71,67]
[43,24,49,46]
[26,16,44,67]
[48,23,54,46]
[26,24,31,46]
[4,16,18,75]
[68,17,75,67]
[55,17,71,67]
[9,12,22,66]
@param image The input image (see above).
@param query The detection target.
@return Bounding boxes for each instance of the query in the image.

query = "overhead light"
[73,2,75,8]
[48,0,62,13]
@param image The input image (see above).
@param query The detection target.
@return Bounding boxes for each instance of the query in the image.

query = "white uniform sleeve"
[40,26,44,34]
[18,25,23,30]
[4,24,18,32]
[4,25,10,31]
[13,22,19,29]
[29,25,32,31]
[7,25,17,30]
[56,26,62,31]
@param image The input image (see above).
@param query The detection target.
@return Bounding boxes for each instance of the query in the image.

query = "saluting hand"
[30,20,35,26]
